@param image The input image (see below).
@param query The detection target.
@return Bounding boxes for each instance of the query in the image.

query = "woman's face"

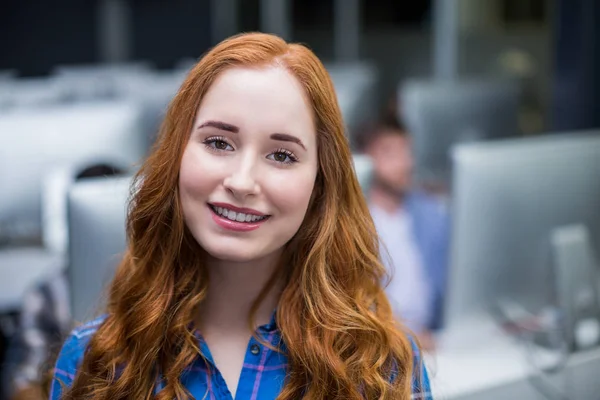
[179,66,318,263]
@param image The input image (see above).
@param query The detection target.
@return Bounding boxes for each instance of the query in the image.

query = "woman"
[50,33,432,400]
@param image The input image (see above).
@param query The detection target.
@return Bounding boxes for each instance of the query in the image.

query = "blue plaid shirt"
[51,316,432,399]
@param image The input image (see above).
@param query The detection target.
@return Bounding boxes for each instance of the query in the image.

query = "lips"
[208,202,270,232]
[209,204,268,223]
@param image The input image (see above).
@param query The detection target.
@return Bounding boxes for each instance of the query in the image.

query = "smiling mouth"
[208,204,270,223]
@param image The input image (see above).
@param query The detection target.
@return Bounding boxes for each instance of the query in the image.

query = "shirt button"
[250,344,260,355]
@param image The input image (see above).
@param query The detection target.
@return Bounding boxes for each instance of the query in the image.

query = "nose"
[222,156,260,199]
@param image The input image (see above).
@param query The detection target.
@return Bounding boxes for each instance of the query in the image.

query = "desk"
[427,316,600,399]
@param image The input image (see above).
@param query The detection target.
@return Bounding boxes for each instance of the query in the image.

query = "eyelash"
[202,137,298,165]
[270,148,298,164]
[203,136,232,152]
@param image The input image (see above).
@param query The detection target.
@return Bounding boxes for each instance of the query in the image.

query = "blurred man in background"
[359,112,450,350]
[5,163,124,400]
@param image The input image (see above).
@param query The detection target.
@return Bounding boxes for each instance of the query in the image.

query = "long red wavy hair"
[62,32,416,399]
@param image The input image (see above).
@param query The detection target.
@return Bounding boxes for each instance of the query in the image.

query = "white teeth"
[212,205,266,223]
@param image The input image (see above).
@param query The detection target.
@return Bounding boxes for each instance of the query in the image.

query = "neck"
[369,183,406,214]
[197,251,283,335]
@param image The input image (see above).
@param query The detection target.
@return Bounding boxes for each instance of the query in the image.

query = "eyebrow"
[197,120,239,133]
[198,120,306,150]
[270,133,307,150]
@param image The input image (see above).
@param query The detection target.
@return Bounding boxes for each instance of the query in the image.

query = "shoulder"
[406,191,450,236]
[407,191,447,215]
[71,315,106,336]
[54,315,106,372]
[50,316,106,399]
[388,335,433,398]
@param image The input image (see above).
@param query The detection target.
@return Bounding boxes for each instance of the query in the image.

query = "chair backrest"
[0,100,148,243]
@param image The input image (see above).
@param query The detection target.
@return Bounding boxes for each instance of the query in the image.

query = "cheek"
[179,148,216,200]
[266,171,315,216]
[374,159,394,177]
[379,158,406,175]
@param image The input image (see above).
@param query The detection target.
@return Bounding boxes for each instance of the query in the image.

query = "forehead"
[195,66,316,138]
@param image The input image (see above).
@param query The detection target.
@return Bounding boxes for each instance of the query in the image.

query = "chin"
[201,240,265,263]
[191,228,285,264]
[206,249,258,263]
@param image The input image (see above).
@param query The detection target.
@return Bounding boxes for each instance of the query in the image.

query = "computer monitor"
[446,132,600,337]
[0,100,147,243]
[116,71,186,147]
[53,62,152,77]
[1,77,67,109]
[398,79,520,187]
[53,62,154,101]
[326,62,379,148]
[352,154,374,195]
[67,176,132,322]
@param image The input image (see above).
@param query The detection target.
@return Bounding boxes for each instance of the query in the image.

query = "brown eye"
[268,150,297,164]
[214,140,228,150]
[273,152,287,163]
[204,137,233,151]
